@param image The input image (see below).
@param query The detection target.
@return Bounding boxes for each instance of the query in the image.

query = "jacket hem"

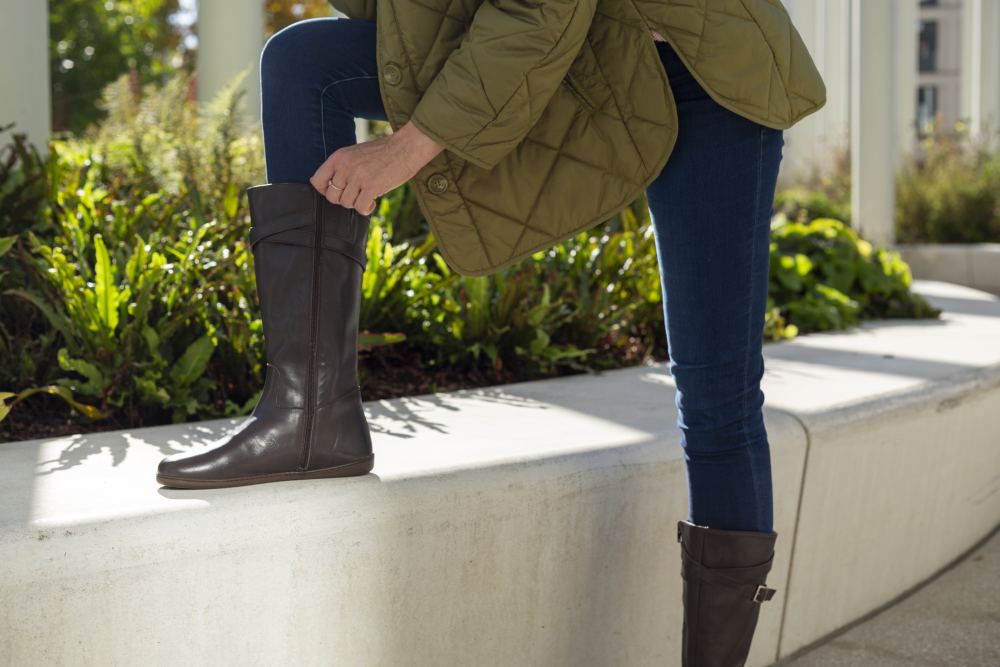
[423,98,680,278]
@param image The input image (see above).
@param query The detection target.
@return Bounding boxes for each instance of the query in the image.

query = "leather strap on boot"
[679,545,777,603]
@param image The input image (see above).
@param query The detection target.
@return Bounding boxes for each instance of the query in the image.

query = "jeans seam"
[743,125,765,531]
[320,75,378,157]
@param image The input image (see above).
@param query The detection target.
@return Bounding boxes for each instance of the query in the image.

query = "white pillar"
[0,0,52,154]
[819,1,852,165]
[893,0,919,165]
[963,0,1000,141]
[779,0,851,188]
[780,0,820,186]
[196,0,265,123]
[850,0,896,245]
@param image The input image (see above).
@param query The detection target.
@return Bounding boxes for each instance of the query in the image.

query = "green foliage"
[2,68,264,426]
[49,0,188,135]
[768,215,940,338]
[896,120,1000,243]
[0,66,942,434]
[353,192,660,376]
[775,187,851,227]
[0,123,49,239]
[0,124,57,399]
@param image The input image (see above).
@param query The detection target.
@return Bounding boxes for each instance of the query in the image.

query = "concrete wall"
[895,243,1000,296]
[1,280,999,665]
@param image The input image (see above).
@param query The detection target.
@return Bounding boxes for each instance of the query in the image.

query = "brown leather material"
[677,519,779,667]
[156,182,373,489]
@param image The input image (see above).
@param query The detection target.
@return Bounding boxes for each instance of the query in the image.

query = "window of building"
[918,20,938,72]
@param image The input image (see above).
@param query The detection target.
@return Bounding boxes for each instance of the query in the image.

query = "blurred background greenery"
[49,0,335,135]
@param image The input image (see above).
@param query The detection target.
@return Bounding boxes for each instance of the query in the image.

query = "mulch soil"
[1,339,667,443]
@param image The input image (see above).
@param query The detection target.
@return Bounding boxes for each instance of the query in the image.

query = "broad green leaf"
[3,288,75,345]
[141,325,161,357]
[358,331,406,348]
[223,181,239,220]
[170,335,215,386]
[0,392,14,423]
[56,347,108,396]
[0,236,16,257]
[11,385,108,420]
[93,234,120,335]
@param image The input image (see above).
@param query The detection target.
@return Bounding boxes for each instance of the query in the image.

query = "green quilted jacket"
[328,0,826,276]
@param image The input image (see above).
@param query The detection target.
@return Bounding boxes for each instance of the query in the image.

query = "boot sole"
[156,454,375,490]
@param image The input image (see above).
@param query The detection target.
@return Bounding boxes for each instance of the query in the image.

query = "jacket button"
[382,63,401,86]
[427,173,449,194]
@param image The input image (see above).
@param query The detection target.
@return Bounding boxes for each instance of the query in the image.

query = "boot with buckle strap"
[156,182,374,489]
[676,519,779,667]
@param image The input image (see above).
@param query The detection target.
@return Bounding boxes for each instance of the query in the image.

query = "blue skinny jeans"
[259,17,783,534]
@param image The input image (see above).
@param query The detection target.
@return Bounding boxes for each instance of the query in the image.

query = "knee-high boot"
[157,182,374,489]
[677,519,779,667]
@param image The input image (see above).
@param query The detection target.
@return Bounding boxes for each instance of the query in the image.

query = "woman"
[158,2,825,665]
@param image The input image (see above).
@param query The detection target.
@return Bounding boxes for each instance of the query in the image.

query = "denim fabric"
[259,17,385,183]
[259,18,782,533]
[646,40,783,534]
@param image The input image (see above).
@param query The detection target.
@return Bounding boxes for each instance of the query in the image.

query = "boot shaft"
[677,520,778,667]
[247,182,372,468]
[246,183,370,404]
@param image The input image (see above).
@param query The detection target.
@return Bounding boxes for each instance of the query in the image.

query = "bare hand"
[309,120,445,215]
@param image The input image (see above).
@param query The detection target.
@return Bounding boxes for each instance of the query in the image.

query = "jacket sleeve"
[408,0,599,170]
[327,0,375,21]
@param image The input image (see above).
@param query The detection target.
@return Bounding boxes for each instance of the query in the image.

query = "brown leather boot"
[677,519,779,667]
[157,182,374,489]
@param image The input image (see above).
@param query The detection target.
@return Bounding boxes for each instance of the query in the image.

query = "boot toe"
[156,449,215,487]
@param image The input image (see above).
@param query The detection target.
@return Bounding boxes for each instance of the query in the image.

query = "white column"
[196,0,265,123]
[780,0,820,186]
[819,1,852,166]
[893,0,919,165]
[963,0,1000,140]
[779,0,851,188]
[850,0,896,246]
[0,0,52,154]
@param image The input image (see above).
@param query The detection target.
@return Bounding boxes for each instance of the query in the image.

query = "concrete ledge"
[895,242,1000,295]
[0,363,810,666]
[1,280,999,666]
[760,280,1000,658]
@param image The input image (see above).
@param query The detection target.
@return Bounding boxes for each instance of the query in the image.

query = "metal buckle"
[753,584,774,603]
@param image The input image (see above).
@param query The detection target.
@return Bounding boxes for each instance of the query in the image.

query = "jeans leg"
[259,17,387,184]
[646,40,784,533]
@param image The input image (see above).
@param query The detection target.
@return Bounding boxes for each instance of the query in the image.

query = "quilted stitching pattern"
[330,0,825,276]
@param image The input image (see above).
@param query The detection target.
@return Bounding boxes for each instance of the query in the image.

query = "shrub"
[0,69,942,438]
[896,120,1000,243]
[2,69,267,427]
[768,215,940,338]
[0,123,60,418]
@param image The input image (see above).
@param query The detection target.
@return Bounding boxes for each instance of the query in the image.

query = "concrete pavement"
[776,525,1000,667]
